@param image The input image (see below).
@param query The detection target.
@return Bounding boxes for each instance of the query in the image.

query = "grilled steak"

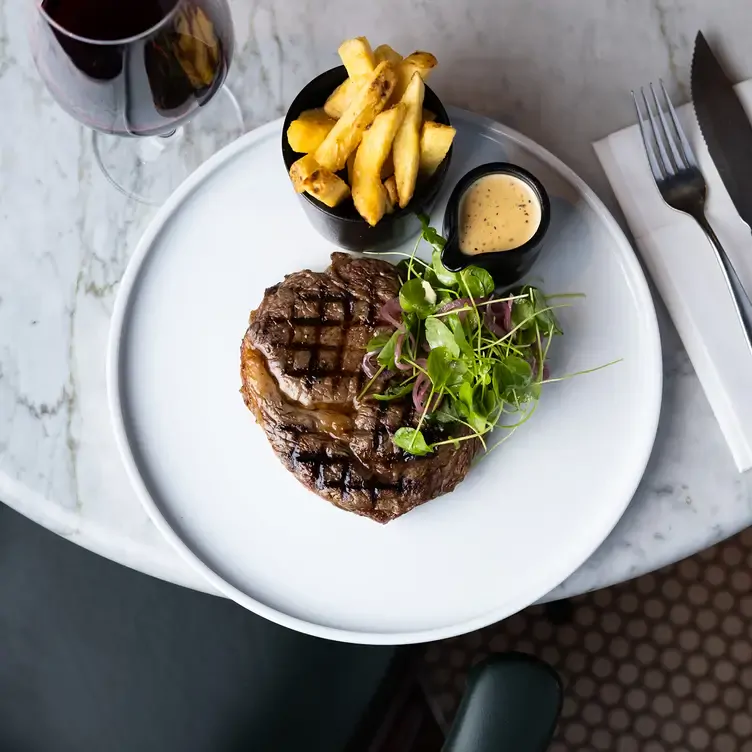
[240,252,478,523]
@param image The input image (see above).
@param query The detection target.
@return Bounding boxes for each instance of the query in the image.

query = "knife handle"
[695,212,752,354]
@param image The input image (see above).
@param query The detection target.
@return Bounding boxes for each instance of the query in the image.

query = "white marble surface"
[3,0,752,600]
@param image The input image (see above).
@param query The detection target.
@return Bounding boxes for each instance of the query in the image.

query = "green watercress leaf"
[399,277,436,317]
[445,359,468,390]
[458,381,474,410]
[366,332,391,352]
[515,327,538,346]
[393,427,433,456]
[529,287,563,336]
[477,363,492,386]
[423,264,441,292]
[427,346,456,391]
[425,316,460,357]
[479,387,498,417]
[431,399,461,425]
[452,318,474,359]
[511,295,536,330]
[372,380,416,401]
[494,356,533,396]
[460,266,495,298]
[419,214,446,251]
[377,330,400,369]
[456,383,490,434]
[432,248,459,287]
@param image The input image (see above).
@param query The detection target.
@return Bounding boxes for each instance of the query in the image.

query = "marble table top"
[3,0,752,600]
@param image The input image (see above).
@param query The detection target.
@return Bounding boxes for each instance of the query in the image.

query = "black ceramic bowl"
[441,163,551,287]
[282,66,453,253]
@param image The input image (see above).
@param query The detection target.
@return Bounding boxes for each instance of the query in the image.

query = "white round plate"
[108,108,662,644]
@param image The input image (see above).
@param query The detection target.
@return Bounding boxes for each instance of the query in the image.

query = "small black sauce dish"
[282,66,453,253]
[441,163,551,287]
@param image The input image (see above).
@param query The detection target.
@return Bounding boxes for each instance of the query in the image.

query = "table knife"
[691,31,752,230]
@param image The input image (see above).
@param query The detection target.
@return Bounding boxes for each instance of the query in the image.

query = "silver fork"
[632,81,752,353]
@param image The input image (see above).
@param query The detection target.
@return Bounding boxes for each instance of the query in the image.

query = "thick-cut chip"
[392,73,424,208]
[346,150,356,185]
[302,168,351,208]
[326,49,433,119]
[419,121,456,175]
[324,78,357,119]
[286,108,336,153]
[383,175,399,209]
[389,51,437,104]
[314,61,397,173]
[384,187,395,213]
[352,105,406,226]
[324,38,376,120]
[338,37,376,79]
[381,152,394,179]
[289,154,320,193]
[374,44,402,65]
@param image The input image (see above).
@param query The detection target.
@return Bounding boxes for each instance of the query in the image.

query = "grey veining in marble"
[2,0,752,599]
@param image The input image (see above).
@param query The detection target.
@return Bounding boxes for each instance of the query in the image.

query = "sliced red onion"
[484,308,507,338]
[401,330,418,363]
[437,296,488,324]
[394,333,412,371]
[361,350,380,378]
[484,298,513,337]
[412,358,443,413]
[413,373,430,411]
[488,299,513,331]
[436,297,473,314]
[379,297,403,329]
[500,300,513,331]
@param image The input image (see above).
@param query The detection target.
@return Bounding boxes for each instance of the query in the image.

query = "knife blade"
[691,31,752,230]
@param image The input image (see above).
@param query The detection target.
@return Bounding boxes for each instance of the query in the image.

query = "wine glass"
[30,0,245,204]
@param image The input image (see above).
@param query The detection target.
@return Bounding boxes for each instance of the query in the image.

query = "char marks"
[240,252,479,523]
[248,253,396,408]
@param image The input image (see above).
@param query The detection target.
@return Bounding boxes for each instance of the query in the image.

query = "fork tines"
[632,81,698,181]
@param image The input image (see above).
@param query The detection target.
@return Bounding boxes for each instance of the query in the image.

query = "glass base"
[92,86,244,205]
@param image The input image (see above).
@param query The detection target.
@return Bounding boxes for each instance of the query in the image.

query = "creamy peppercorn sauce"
[458,173,542,254]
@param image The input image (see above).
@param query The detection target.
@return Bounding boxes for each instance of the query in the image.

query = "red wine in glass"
[33,0,234,137]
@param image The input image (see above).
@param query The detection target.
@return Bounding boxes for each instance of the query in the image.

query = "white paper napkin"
[594,79,752,472]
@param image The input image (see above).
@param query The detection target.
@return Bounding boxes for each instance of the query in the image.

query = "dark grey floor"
[0,503,395,752]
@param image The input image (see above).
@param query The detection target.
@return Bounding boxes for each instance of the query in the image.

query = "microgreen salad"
[360,215,598,457]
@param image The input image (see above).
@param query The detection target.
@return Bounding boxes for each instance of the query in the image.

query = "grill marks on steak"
[241,253,478,523]
[248,252,398,408]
